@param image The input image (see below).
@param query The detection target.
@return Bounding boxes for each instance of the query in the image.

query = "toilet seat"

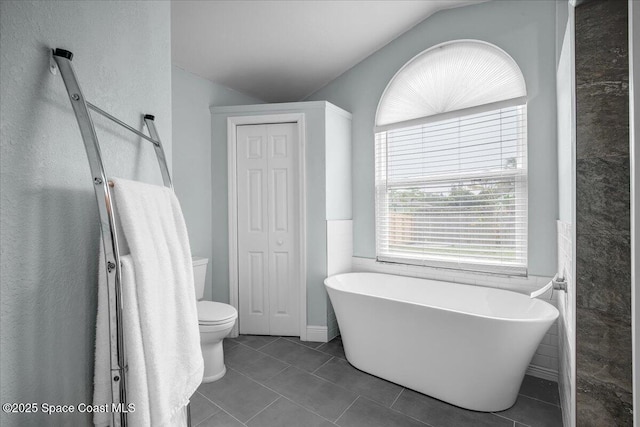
[197,301,237,325]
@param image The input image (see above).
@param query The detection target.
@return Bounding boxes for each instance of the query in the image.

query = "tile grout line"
[233,365,340,425]
[299,358,407,410]
[195,390,249,427]
[232,345,361,425]
[255,337,280,351]
[230,339,261,351]
[240,334,344,362]
[254,343,285,362]
[201,367,272,412]
[368,395,433,426]
[228,338,296,380]
[316,347,346,359]
[224,367,281,424]
[262,363,291,382]
[303,359,404,410]
[254,339,335,374]
[243,396,282,425]
[275,343,407,410]
[333,395,360,425]
[228,336,280,352]
[192,412,212,427]
[314,338,345,357]
[516,391,561,407]
[312,355,335,373]
[228,365,288,398]
[275,390,343,425]
[284,335,324,350]
[247,349,366,418]
[390,387,404,408]
[195,390,219,408]
[216,405,249,427]
[491,411,521,425]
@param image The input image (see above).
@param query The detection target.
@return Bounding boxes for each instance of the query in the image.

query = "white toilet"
[192,257,237,383]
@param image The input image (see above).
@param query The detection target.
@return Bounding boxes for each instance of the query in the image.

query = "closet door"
[236,123,300,336]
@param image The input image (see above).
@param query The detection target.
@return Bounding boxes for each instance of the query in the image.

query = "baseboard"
[526,364,559,382]
[228,324,326,342]
[306,325,328,343]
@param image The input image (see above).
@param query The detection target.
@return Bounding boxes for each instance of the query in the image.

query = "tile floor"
[191,335,563,427]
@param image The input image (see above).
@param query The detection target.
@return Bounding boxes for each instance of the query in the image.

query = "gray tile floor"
[191,335,563,427]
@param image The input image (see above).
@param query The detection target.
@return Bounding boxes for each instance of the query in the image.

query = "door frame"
[227,113,307,340]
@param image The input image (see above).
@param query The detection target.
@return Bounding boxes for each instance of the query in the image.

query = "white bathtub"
[324,272,559,412]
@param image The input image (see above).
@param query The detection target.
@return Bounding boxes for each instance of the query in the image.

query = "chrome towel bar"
[51,47,184,427]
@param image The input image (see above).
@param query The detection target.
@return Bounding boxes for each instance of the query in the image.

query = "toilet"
[192,257,237,383]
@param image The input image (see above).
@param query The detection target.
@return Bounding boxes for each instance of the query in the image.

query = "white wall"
[325,113,352,220]
[306,0,558,277]
[172,66,263,300]
[556,4,576,424]
[0,2,171,426]
[557,11,574,224]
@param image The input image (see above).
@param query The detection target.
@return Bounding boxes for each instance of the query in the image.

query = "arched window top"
[375,40,527,131]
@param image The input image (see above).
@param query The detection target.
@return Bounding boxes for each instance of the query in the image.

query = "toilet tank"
[192,257,209,300]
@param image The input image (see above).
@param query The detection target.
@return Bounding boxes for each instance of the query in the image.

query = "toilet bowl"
[193,257,237,383]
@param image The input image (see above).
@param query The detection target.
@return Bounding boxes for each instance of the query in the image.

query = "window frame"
[374,41,528,276]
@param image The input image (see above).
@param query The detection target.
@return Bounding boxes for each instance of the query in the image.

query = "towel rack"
[51,48,188,427]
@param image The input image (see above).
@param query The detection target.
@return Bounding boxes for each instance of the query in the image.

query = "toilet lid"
[197,301,237,325]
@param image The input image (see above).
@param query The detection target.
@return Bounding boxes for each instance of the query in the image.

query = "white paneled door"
[236,123,300,336]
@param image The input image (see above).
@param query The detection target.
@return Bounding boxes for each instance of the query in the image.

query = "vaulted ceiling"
[171,1,485,102]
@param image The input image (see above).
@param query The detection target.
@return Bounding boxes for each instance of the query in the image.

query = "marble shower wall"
[575,0,632,425]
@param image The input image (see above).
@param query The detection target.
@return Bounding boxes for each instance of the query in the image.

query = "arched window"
[375,40,527,275]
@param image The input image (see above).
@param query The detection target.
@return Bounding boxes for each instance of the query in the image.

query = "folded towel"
[93,178,203,426]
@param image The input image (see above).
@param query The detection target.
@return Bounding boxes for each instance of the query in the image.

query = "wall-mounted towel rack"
[51,48,186,427]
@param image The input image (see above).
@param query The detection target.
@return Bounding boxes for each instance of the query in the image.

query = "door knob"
[277,239,284,246]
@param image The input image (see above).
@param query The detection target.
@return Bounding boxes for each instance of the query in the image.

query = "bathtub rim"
[324,272,559,324]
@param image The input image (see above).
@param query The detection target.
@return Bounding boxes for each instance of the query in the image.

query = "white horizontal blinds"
[375,39,528,275]
[375,105,528,275]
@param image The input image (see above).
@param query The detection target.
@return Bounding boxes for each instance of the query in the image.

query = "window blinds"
[375,40,527,132]
[375,105,527,275]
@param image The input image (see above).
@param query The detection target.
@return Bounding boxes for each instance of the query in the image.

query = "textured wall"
[172,66,263,301]
[305,0,559,277]
[575,0,632,425]
[0,2,171,426]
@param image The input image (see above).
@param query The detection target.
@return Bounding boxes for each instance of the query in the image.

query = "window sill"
[350,257,552,297]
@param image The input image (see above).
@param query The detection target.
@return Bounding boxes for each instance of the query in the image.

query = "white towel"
[93,178,203,426]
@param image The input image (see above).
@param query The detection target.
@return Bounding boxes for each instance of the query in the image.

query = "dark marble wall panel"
[575,0,629,160]
[575,0,633,426]
[575,0,632,425]
[576,156,630,242]
[575,228,631,314]
[576,93,630,158]
[576,308,632,424]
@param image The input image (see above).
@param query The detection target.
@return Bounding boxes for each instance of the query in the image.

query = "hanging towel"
[93,178,203,427]
[94,253,151,427]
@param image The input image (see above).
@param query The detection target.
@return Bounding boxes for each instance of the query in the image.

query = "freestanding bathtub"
[324,272,559,412]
